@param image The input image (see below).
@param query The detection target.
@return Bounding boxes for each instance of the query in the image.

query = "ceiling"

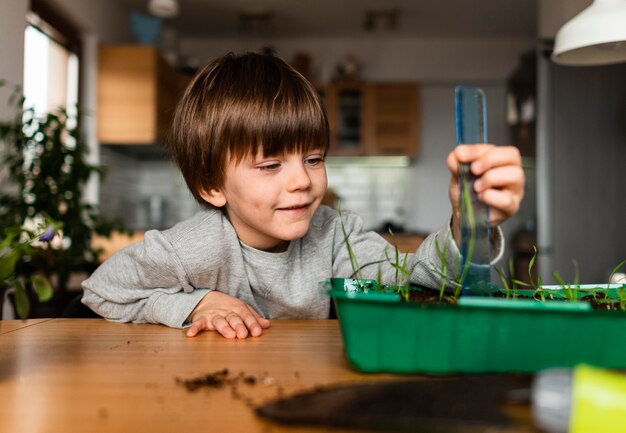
[116,0,537,39]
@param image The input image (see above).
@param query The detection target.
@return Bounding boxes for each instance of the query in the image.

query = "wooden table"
[0,319,535,433]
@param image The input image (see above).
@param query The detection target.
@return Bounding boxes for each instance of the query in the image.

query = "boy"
[82,52,524,339]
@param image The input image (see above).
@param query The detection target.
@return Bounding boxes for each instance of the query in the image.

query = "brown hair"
[167,52,329,207]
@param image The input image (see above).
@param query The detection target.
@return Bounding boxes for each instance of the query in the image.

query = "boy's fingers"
[186,318,211,337]
[211,316,237,339]
[479,189,521,218]
[474,166,525,193]
[226,313,249,338]
[470,146,521,176]
[449,144,521,174]
[247,306,271,328]
[186,323,201,337]
[242,313,265,337]
[453,144,494,163]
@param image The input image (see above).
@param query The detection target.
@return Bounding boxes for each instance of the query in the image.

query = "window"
[23,0,81,115]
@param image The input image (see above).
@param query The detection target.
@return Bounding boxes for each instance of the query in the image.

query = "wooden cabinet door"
[98,45,189,145]
[98,45,158,144]
[324,82,367,155]
[363,83,419,156]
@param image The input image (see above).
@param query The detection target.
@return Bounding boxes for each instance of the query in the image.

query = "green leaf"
[552,272,567,287]
[0,250,20,281]
[31,274,53,302]
[511,279,531,287]
[572,259,580,286]
[609,258,626,285]
[528,246,537,289]
[494,266,510,297]
[0,232,17,250]
[13,281,30,320]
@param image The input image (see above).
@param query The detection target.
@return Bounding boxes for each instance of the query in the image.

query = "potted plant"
[328,195,625,375]
[0,82,125,318]
[0,218,60,319]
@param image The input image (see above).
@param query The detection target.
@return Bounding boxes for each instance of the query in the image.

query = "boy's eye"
[305,156,325,166]
[258,162,281,171]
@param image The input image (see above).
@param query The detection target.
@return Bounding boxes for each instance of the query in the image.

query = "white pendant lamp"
[148,0,179,18]
[552,0,626,66]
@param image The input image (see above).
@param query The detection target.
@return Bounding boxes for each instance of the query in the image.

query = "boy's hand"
[447,144,525,242]
[186,291,271,338]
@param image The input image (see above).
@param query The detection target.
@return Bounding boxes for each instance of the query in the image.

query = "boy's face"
[200,148,327,252]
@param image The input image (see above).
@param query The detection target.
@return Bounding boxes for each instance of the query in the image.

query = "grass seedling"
[495,255,534,300]
[337,204,364,284]
[550,260,580,302]
[552,272,575,302]
[434,233,450,301]
[457,175,475,291]
[494,265,511,299]
[527,246,538,291]
[383,228,411,301]
[508,256,520,298]
[608,259,626,310]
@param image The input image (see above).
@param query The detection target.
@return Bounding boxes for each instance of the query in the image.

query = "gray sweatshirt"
[82,205,502,328]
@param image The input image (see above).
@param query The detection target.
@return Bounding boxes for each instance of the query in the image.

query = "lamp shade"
[552,0,626,66]
[148,0,179,18]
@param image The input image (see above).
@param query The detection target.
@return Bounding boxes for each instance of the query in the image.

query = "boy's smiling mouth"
[278,203,311,211]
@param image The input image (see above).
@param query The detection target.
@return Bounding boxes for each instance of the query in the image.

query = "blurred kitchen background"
[0,0,624,286]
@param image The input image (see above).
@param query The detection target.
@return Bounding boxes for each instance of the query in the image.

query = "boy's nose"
[286,163,312,191]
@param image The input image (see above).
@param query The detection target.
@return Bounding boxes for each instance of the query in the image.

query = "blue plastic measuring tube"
[454,86,492,294]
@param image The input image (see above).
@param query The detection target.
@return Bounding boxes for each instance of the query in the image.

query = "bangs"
[228,92,329,162]
[211,54,329,163]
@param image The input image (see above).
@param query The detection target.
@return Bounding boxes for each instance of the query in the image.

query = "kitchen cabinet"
[97,45,190,144]
[323,81,365,155]
[323,82,419,157]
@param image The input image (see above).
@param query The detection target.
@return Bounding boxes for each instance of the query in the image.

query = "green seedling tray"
[327,279,626,374]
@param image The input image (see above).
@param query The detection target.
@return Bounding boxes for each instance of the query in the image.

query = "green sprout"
[608,259,626,309]
[508,256,520,298]
[457,175,475,291]
[383,229,411,301]
[494,265,511,299]
[434,234,450,301]
[337,204,364,282]
[546,259,580,302]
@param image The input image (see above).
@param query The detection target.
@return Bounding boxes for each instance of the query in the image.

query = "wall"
[180,36,534,83]
[0,2,28,113]
[0,1,29,191]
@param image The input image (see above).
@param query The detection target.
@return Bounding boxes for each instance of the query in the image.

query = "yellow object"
[571,364,626,433]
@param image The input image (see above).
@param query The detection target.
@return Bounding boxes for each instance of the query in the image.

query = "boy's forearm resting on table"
[81,229,213,328]
[82,283,209,328]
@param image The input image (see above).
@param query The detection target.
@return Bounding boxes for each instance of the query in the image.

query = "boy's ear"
[199,187,227,208]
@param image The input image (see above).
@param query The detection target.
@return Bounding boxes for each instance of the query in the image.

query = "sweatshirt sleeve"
[81,229,210,328]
